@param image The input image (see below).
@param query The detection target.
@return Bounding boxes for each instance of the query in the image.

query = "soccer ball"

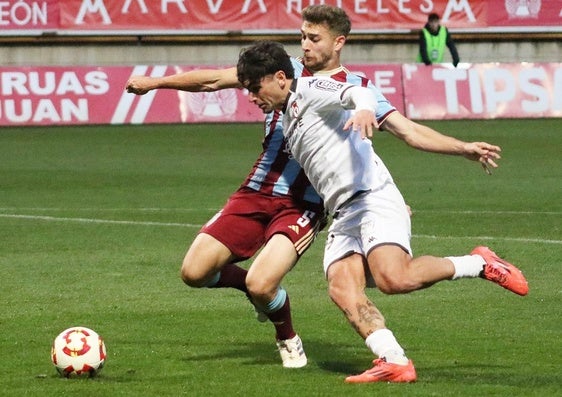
[51,326,106,377]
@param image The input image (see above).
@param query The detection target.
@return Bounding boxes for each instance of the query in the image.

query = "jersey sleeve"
[344,73,396,123]
[365,80,396,122]
[340,86,377,113]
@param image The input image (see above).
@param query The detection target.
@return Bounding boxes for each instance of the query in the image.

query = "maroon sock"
[266,294,296,341]
[213,263,248,293]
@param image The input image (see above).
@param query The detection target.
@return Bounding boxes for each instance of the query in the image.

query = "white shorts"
[323,182,412,276]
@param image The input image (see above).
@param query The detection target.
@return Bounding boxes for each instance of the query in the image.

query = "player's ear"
[334,35,346,51]
[275,70,287,88]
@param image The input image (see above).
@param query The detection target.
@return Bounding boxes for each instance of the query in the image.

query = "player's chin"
[302,58,320,71]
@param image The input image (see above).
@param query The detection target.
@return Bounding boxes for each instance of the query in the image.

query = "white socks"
[365,329,409,365]
[448,254,486,280]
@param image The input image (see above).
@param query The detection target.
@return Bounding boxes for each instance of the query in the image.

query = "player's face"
[301,21,344,72]
[246,74,285,114]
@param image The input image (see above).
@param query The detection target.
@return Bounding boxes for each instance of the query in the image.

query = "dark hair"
[428,13,440,23]
[237,41,294,93]
[302,5,351,37]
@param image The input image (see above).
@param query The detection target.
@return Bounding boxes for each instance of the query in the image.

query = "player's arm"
[340,85,379,139]
[381,111,501,172]
[126,66,241,95]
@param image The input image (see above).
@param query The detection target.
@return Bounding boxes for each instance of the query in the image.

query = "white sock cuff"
[365,328,405,359]
[448,254,486,280]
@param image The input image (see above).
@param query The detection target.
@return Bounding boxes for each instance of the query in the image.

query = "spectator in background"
[417,13,460,67]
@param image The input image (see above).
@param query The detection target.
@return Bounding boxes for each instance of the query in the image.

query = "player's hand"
[343,109,379,139]
[463,141,502,174]
[125,76,155,95]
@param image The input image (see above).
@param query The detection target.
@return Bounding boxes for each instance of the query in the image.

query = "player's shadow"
[180,338,361,374]
[181,339,559,388]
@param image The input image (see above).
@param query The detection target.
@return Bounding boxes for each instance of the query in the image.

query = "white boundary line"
[1,213,560,245]
[0,208,560,215]
[0,214,200,228]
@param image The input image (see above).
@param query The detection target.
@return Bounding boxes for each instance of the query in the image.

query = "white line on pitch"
[412,234,562,245]
[1,213,560,245]
[0,207,219,212]
[0,214,200,228]
[0,208,561,215]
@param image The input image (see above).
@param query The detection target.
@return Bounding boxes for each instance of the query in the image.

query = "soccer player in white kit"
[237,40,529,383]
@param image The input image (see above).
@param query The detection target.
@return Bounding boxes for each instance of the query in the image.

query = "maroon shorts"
[201,187,325,260]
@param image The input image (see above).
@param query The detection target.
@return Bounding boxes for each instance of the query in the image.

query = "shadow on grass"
[179,339,560,389]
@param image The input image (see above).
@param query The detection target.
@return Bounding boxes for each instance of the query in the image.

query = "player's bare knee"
[180,259,206,288]
[246,275,276,302]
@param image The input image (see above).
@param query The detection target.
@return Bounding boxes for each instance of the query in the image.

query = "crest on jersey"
[290,100,299,118]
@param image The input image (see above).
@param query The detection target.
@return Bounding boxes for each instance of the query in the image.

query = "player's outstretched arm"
[126,66,240,95]
[381,111,501,173]
[344,109,378,139]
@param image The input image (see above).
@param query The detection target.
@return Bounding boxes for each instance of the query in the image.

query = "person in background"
[417,13,460,67]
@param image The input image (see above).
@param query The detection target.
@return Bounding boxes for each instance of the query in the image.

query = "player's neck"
[314,65,345,76]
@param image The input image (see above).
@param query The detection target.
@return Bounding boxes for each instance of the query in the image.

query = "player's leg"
[326,253,386,333]
[246,233,298,336]
[324,195,415,383]
[369,245,455,294]
[245,203,324,368]
[181,232,246,290]
[369,241,528,296]
[181,190,266,292]
[324,251,416,383]
[365,182,528,295]
[246,234,307,368]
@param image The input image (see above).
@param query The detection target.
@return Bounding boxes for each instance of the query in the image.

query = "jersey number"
[297,210,316,227]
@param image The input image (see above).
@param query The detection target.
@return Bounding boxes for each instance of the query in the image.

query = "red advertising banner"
[0,0,59,32]
[487,0,562,28]
[1,0,560,34]
[0,62,560,126]
[0,63,404,126]
[58,0,277,31]
[0,65,260,126]
[345,64,405,114]
[402,62,562,119]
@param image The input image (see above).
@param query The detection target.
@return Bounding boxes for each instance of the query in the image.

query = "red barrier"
[403,63,562,119]
[2,1,561,34]
[0,63,560,126]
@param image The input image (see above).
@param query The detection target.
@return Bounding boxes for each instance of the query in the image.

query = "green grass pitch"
[0,119,560,396]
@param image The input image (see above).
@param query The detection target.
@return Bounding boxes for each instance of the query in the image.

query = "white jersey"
[282,77,395,214]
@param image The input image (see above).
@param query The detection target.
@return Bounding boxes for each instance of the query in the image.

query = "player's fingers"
[364,123,373,139]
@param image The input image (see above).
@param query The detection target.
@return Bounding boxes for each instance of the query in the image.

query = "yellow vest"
[417,26,447,63]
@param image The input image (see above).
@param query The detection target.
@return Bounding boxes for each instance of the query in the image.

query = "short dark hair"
[302,5,351,37]
[236,41,294,93]
[428,13,440,23]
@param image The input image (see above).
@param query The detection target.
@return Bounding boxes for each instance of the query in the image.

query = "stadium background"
[1,0,561,125]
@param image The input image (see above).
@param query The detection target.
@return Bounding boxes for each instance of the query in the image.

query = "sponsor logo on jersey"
[314,79,345,92]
